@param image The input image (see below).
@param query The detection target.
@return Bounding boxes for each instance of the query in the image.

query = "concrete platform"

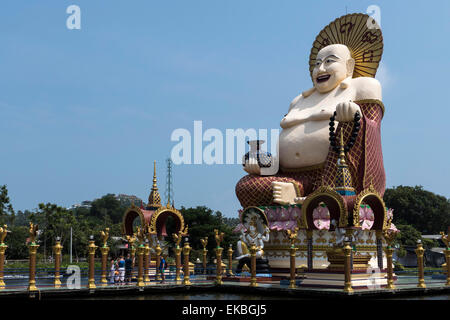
[0,277,448,300]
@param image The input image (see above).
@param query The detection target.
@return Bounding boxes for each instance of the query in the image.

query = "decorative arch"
[122,205,146,236]
[352,186,386,230]
[150,205,186,237]
[301,186,347,229]
[122,203,186,237]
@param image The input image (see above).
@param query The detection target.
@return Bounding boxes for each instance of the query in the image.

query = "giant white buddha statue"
[236,13,385,208]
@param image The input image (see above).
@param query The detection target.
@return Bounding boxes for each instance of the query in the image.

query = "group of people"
[108,253,168,285]
[109,254,134,285]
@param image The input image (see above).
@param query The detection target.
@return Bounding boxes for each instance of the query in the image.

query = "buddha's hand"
[243,157,261,175]
[272,181,297,205]
[335,101,361,122]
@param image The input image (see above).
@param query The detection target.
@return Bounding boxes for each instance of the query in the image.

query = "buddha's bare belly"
[279,120,330,169]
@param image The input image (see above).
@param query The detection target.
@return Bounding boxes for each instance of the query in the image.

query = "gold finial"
[172,225,188,248]
[145,224,156,247]
[338,130,346,166]
[126,234,137,249]
[440,231,449,248]
[148,160,162,208]
[0,224,7,244]
[29,222,39,244]
[200,237,208,249]
[100,228,110,247]
[136,226,146,244]
[172,232,181,247]
[383,229,398,247]
[152,160,157,188]
[214,229,224,247]
[284,227,299,247]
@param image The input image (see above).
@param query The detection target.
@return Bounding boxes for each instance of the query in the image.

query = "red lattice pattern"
[235,168,322,208]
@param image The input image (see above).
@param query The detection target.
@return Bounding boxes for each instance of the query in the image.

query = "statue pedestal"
[300,248,391,289]
[301,269,390,289]
[235,257,271,274]
[326,247,371,271]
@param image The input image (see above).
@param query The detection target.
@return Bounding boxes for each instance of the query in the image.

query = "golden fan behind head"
[309,13,383,80]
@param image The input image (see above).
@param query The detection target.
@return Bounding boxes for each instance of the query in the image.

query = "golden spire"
[338,130,347,166]
[335,130,355,196]
[148,161,161,208]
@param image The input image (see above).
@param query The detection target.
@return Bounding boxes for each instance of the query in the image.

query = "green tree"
[5,225,29,259]
[0,185,15,225]
[14,210,33,226]
[29,203,77,259]
[395,224,422,247]
[384,185,450,234]
[90,194,123,224]
[175,206,240,261]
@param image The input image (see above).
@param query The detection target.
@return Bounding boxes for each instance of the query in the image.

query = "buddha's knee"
[235,175,275,207]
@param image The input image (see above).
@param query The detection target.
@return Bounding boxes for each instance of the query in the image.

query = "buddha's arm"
[280,93,304,129]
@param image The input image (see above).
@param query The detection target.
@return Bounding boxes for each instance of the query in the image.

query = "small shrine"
[122,161,186,242]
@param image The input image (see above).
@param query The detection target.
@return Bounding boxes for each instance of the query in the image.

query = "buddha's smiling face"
[312,44,354,93]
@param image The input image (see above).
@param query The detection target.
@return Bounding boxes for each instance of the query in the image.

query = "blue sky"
[1,0,449,217]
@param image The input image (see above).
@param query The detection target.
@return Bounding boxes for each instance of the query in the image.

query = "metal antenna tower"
[165,158,174,206]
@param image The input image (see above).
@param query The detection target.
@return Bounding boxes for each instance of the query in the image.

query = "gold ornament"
[28,222,39,244]
[284,227,299,247]
[200,237,208,249]
[100,228,109,247]
[136,226,146,244]
[0,225,7,244]
[440,231,449,248]
[214,229,224,248]
[383,229,398,247]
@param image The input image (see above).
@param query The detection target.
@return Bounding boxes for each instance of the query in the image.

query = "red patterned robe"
[235,99,385,208]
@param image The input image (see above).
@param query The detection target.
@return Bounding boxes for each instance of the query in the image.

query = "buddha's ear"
[346,58,355,77]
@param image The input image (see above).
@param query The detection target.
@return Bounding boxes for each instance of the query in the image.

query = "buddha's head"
[312,44,355,93]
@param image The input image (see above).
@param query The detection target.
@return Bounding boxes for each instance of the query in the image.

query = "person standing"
[125,253,133,284]
[109,259,116,284]
[159,255,167,284]
[118,255,125,285]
